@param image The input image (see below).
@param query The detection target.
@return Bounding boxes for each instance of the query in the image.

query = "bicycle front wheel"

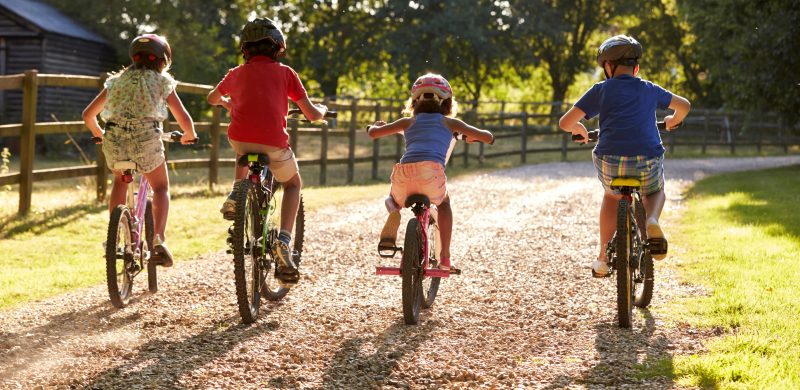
[633,199,653,307]
[402,218,423,325]
[232,180,262,323]
[260,181,304,301]
[422,215,441,309]
[106,205,135,308]
[615,199,633,328]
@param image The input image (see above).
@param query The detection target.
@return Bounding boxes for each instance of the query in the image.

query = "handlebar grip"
[657,121,683,131]
[162,131,198,144]
[91,136,103,144]
[572,130,599,142]
[325,110,337,119]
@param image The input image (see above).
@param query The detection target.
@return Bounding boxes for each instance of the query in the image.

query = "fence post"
[290,118,299,155]
[372,102,381,180]
[756,131,762,154]
[95,73,108,202]
[347,100,357,183]
[669,132,675,155]
[499,100,506,130]
[730,130,736,155]
[209,105,221,189]
[702,114,709,154]
[18,69,38,216]
[395,133,402,162]
[561,133,569,161]
[521,112,528,163]
[320,121,328,185]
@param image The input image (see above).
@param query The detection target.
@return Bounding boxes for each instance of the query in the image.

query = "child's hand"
[372,120,387,127]
[572,128,589,143]
[663,115,678,131]
[181,131,198,145]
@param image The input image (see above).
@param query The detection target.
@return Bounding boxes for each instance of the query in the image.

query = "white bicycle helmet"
[411,73,453,102]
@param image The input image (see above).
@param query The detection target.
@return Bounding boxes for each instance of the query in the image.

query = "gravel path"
[2,156,798,389]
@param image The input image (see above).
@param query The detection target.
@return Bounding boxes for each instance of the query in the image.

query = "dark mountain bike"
[573,121,675,328]
[227,108,336,323]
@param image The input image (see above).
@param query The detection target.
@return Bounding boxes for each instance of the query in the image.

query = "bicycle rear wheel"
[422,215,441,309]
[633,199,654,307]
[615,199,633,328]
[261,181,304,301]
[144,200,157,293]
[232,180,262,323]
[106,205,135,308]
[401,218,423,325]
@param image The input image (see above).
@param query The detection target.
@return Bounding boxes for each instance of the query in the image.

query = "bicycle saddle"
[610,177,642,188]
[404,194,430,208]
[112,161,137,171]
[237,154,270,167]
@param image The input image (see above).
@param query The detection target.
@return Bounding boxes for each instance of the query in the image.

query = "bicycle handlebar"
[571,121,682,143]
[453,132,495,145]
[91,131,197,145]
[287,108,338,120]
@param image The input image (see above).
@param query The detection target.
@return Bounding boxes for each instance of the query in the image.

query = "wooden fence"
[1,70,798,216]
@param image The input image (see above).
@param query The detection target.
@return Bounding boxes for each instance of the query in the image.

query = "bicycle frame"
[375,204,450,278]
[122,171,150,259]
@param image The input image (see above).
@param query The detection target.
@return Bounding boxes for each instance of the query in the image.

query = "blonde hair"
[402,96,459,117]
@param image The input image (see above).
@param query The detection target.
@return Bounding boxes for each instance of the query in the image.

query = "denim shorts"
[102,120,165,173]
[592,153,665,195]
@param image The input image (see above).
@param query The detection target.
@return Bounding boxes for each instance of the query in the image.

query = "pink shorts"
[390,161,447,207]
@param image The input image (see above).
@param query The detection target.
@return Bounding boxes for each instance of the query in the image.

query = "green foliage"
[680,0,800,125]
[656,165,800,388]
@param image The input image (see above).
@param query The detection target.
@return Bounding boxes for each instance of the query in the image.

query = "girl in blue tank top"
[367,74,494,271]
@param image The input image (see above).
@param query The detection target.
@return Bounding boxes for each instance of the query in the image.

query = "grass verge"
[636,165,800,388]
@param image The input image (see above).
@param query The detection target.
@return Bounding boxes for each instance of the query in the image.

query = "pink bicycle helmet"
[411,73,453,101]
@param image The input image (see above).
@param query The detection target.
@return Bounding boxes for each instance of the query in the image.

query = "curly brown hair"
[402,95,459,117]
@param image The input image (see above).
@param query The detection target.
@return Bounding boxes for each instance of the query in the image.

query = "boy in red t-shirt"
[208,17,326,285]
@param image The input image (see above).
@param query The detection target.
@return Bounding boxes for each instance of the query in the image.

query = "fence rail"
[1,70,798,216]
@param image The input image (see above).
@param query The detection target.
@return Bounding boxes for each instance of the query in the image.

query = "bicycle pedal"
[648,238,668,255]
[378,245,402,258]
[449,268,462,275]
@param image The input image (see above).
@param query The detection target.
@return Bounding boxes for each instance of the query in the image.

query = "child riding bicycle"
[558,35,691,277]
[207,17,327,285]
[367,73,494,272]
[83,34,197,267]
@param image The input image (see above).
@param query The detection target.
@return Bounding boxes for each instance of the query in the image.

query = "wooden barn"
[0,0,116,125]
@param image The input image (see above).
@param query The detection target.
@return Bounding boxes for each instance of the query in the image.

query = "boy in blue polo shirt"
[559,35,691,277]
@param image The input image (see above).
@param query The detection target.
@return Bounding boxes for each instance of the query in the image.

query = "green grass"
[0,173,391,310]
[636,165,800,389]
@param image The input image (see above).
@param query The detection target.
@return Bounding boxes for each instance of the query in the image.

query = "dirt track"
[2,156,798,389]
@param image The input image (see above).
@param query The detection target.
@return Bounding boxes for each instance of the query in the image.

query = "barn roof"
[0,0,108,44]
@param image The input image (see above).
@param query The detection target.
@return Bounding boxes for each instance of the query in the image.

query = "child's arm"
[367,117,414,139]
[82,89,108,139]
[443,117,494,144]
[207,87,232,112]
[664,94,691,131]
[295,97,327,122]
[558,106,589,142]
[167,91,198,144]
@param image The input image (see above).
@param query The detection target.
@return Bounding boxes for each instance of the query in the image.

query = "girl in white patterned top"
[83,34,197,267]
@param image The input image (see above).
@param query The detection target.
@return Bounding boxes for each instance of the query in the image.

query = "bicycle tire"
[106,205,134,308]
[232,180,262,323]
[401,218,423,325]
[260,181,303,301]
[144,200,157,293]
[633,199,654,307]
[422,216,441,309]
[615,199,633,328]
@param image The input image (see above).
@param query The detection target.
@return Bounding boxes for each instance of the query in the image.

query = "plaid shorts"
[592,153,665,195]
[102,120,165,173]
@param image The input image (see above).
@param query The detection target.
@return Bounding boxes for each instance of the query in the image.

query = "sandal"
[591,260,610,278]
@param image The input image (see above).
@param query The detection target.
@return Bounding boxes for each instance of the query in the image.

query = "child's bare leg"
[280,173,302,233]
[143,162,170,239]
[642,189,666,225]
[599,192,621,261]
[438,195,452,261]
[109,172,128,213]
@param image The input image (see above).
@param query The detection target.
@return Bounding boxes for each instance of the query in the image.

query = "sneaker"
[152,235,174,267]
[271,240,299,286]
[646,221,668,260]
[592,260,610,277]
[220,198,236,221]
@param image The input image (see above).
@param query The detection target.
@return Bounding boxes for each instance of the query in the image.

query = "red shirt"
[217,56,308,148]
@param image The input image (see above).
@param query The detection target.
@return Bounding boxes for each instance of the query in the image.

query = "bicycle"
[227,108,337,323]
[376,133,490,325]
[572,121,676,328]
[96,131,195,308]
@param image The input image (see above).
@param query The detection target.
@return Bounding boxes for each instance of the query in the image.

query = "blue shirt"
[400,113,452,166]
[575,75,673,157]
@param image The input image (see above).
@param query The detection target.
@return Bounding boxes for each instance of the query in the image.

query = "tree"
[680,0,800,126]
